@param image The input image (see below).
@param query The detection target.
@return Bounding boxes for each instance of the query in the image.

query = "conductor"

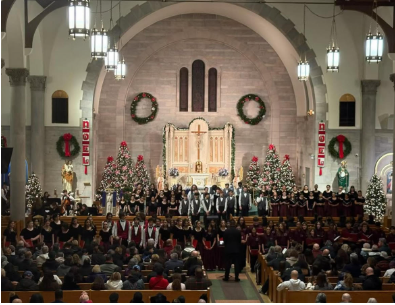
[223,219,242,281]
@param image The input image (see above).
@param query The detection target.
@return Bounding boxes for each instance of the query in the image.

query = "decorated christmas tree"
[134,155,151,186]
[246,156,261,190]
[115,141,135,190]
[278,154,296,192]
[25,173,43,205]
[364,174,386,219]
[259,144,281,188]
[98,156,117,191]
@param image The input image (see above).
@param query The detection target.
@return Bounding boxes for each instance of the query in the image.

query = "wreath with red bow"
[56,133,80,158]
[328,135,352,159]
[237,94,266,125]
[130,92,158,125]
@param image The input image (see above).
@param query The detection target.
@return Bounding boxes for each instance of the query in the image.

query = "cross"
[191,124,207,160]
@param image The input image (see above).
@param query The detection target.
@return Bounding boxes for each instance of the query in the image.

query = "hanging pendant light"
[90,0,108,59]
[105,0,118,71]
[327,3,340,72]
[298,5,310,81]
[114,0,126,80]
[69,0,90,39]
[365,0,384,63]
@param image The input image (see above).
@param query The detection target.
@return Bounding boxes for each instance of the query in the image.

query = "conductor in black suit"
[223,219,241,281]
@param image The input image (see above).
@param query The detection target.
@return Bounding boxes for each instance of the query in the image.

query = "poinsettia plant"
[218,168,229,177]
[169,168,179,177]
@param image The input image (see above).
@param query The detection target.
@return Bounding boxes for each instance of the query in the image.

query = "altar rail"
[1,289,210,303]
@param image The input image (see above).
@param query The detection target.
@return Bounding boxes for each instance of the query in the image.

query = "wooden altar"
[162,118,234,188]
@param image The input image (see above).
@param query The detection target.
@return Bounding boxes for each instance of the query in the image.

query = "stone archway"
[81,2,328,193]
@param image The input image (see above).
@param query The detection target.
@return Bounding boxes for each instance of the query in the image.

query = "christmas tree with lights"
[364,174,386,219]
[278,155,296,192]
[115,141,135,190]
[25,173,43,205]
[98,156,117,191]
[246,156,261,190]
[134,155,151,186]
[259,144,281,188]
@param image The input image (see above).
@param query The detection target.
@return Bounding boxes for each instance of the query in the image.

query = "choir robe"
[326,229,340,243]
[270,197,280,217]
[306,198,315,217]
[276,231,290,248]
[291,229,305,245]
[342,199,353,217]
[354,197,365,217]
[279,197,288,217]
[297,199,306,217]
[327,198,339,217]
[288,199,297,217]
[315,199,326,217]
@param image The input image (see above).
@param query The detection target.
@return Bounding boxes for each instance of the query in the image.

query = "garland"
[130,92,158,125]
[328,135,352,159]
[56,134,80,158]
[1,135,7,148]
[237,94,266,125]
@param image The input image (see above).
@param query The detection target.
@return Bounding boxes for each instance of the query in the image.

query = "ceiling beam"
[1,0,17,35]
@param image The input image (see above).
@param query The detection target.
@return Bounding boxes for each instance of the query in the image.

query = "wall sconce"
[307,109,315,116]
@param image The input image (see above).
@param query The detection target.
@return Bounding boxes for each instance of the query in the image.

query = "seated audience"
[277,270,306,291]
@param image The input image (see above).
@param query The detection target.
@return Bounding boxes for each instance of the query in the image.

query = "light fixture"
[90,0,108,59]
[114,0,126,80]
[105,0,118,71]
[298,5,310,81]
[365,0,384,63]
[327,2,339,72]
[307,109,315,116]
[69,0,90,39]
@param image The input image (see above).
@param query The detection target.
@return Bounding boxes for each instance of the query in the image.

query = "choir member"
[387,226,395,243]
[315,193,326,217]
[327,193,339,217]
[302,185,309,198]
[50,213,62,239]
[235,182,243,216]
[190,192,202,225]
[148,183,158,200]
[217,220,227,270]
[202,225,217,271]
[314,222,326,239]
[102,213,114,230]
[297,193,306,217]
[322,185,332,199]
[312,184,321,200]
[172,218,185,247]
[99,221,112,250]
[216,191,226,221]
[146,196,158,217]
[187,185,199,201]
[341,221,355,243]
[348,185,358,201]
[278,185,287,197]
[130,217,144,248]
[3,221,17,248]
[337,186,345,200]
[33,219,41,231]
[175,185,183,202]
[354,191,365,218]
[201,192,212,227]
[275,222,290,249]
[69,217,82,243]
[270,192,280,217]
[288,193,297,217]
[371,222,386,245]
[136,196,145,214]
[262,226,276,250]
[341,193,353,217]
[112,212,131,247]
[292,186,299,198]
[192,220,205,254]
[20,221,40,248]
[182,218,192,245]
[237,216,248,236]
[306,191,316,217]
[247,227,261,272]
[326,223,340,243]
[225,190,237,220]
[279,192,289,217]
[40,220,54,247]
[178,193,190,216]
[256,191,269,217]
[239,186,252,217]
[358,222,372,245]
[168,196,179,216]
[291,221,305,249]
[81,218,96,248]
[57,223,73,246]
[127,195,137,215]
[145,218,159,248]
[117,196,128,216]
[159,220,171,248]
[238,224,248,272]
[223,183,231,198]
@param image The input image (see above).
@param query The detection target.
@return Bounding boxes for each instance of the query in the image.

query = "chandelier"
[327,3,339,72]
[298,5,309,81]
[68,0,90,39]
[365,0,384,63]
[90,0,107,59]
[105,0,118,71]
[114,0,126,80]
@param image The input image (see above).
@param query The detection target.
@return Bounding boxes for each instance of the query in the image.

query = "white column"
[27,76,46,184]
[6,68,29,224]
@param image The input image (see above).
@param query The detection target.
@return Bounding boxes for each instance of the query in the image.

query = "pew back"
[284,290,393,303]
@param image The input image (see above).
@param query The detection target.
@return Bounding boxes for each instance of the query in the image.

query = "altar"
[162,118,235,189]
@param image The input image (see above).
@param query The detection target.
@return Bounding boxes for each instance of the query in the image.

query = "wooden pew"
[1,290,89,303]
[284,290,394,303]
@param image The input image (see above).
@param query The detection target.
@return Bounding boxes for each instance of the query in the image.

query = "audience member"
[109,293,119,303]
[149,266,169,290]
[185,268,212,290]
[362,267,382,290]
[130,292,144,303]
[341,293,352,303]
[105,272,123,290]
[52,289,64,303]
[315,293,327,303]
[16,271,39,291]
[277,270,306,291]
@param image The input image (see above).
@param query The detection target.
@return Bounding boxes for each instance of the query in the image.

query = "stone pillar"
[390,72,395,225]
[5,68,29,224]
[28,76,46,184]
[360,80,380,194]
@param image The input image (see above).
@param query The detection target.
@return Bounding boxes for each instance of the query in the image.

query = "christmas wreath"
[130,92,158,125]
[237,94,266,125]
[56,133,80,158]
[328,135,352,159]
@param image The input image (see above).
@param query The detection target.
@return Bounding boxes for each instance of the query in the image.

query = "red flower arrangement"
[121,141,127,147]
[137,155,144,161]
[107,156,114,163]
[252,156,258,162]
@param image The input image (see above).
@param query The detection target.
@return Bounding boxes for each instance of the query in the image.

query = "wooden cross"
[191,124,207,160]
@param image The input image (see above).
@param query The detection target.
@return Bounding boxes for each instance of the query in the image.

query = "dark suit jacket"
[223,227,241,254]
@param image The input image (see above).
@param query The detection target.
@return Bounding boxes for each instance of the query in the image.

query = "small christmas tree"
[278,155,296,192]
[115,141,135,190]
[98,156,117,191]
[259,144,281,188]
[246,156,261,190]
[364,174,386,219]
[134,155,151,186]
[25,173,43,205]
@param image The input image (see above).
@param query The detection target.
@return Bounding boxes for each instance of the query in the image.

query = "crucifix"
[191,124,207,161]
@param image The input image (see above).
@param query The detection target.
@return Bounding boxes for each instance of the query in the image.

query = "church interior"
[1,0,395,303]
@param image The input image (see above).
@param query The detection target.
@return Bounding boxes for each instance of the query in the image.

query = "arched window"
[192,60,205,112]
[208,68,217,112]
[52,90,69,123]
[339,94,356,126]
[179,67,188,112]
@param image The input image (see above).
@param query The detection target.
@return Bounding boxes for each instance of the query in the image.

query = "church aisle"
[207,270,266,303]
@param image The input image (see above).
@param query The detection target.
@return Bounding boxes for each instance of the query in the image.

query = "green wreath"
[130,92,158,125]
[56,134,80,158]
[328,136,352,159]
[237,94,266,125]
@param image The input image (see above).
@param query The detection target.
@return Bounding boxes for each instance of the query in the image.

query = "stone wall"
[96,14,300,185]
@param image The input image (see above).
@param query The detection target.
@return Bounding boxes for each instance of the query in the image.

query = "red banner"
[82,120,90,175]
[317,122,326,176]
[63,133,72,157]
